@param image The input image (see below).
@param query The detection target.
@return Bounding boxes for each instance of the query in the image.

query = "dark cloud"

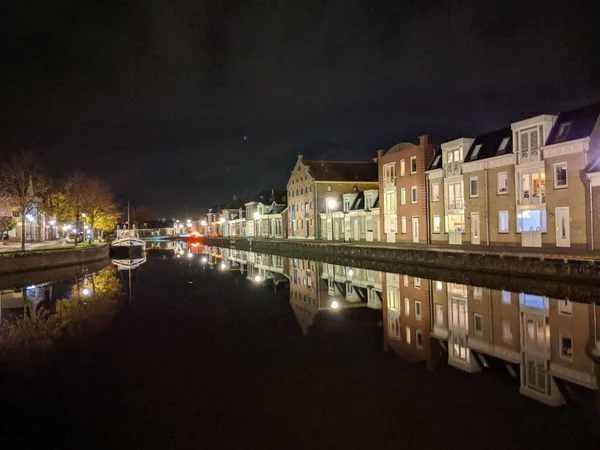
[1,0,599,216]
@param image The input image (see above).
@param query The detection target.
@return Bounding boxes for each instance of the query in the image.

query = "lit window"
[400,188,406,205]
[410,156,417,174]
[387,288,400,311]
[558,299,572,315]
[404,297,410,316]
[502,320,513,343]
[414,277,421,288]
[436,281,443,291]
[406,326,412,344]
[400,160,406,176]
[433,215,441,234]
[497,172,508,194]
[415,300,422,320]
[327,185,332,192]
[411,186,417,203]
[470,177,479,198]
[403,275,408,286]
[473,286,482,299]
[554,162,567,188]
[474,313,483,334]
[435,304,443,324]
[432,183,440,202]
[501,290,511,304]
[401,216,407,234]
[498,211,509,233]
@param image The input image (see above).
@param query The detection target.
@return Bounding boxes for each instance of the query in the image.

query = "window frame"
[560,333,573,360]
[497,171,508,195]
[410,156,417,174]
[498,210,509,234]
[415,300,422,321]
[554,162,568,189]
[400,160,406,177]
[469,176,479,198]
[474,313,484,335]
[414,277,421,288]
[411,186,418,204]
[404,297,410,316]
[432,215,441,234]
[400,188,406,205]
[416,329,423,349]
[432,183,440,202]
[401,216,407,234]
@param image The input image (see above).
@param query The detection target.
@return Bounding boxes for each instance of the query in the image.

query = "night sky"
[2,0,599,216]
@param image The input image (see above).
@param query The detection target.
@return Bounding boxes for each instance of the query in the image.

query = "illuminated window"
[436,281,443,291]
[558,299,572,315]
[414,277,421,288]
[406,326,412,344]
[404,297,410,316]
[433,215,441,234]
[401,216,407,234]
[403,275,408,286]
[501,290,511,304]
[432,183,440,202]
[327,185,332,192]
[400,188,406,205]
[435,304,443,324]
[387,288,400,311]
[497,172,508,194]
[502,320,512,343]
[473,286,482,299]
[498,211,509,233]
[400,160,406,176]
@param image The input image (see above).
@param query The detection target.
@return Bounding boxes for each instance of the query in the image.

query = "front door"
[412,217,419,243]
[555,207,570,247]
[366,216,373,242]
[353,219,360,241]
[471,213,480,245]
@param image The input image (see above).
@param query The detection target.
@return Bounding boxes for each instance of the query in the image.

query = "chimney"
[419,135,429,146]
[298,154,303,160]
[376,149,384,161]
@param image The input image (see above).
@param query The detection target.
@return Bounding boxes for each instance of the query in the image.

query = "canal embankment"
[203,237,600,284]
[0,245,110,275]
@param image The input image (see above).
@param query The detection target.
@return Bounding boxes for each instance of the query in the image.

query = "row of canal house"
[425,101,600,249]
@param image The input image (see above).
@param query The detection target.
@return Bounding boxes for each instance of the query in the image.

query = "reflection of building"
[288,258,382,335]
[382,273,431,362]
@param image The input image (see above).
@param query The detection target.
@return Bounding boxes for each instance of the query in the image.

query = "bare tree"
[0,152,45,251]
[62,171,87,246]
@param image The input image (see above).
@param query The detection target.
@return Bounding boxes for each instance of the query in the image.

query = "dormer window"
[431,154,441,167]
[446,147,463,164]
[470,144,482,160]
[555,121,573,142]
[343,198,351,212]
[365,195,372,210]
[498,137,510,153]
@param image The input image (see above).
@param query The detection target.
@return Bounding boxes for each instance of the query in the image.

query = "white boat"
[111,227,146,250]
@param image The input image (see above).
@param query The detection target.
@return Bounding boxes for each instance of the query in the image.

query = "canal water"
[1,242,600,449]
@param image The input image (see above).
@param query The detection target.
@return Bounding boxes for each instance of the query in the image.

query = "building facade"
[286,156,378,239]
[378,136,436,243]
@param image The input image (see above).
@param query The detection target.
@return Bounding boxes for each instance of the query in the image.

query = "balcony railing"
[383,177,396,190]
[518,147,541,164]
[446,198,464,211]
[518,191,545,206]
[444,162,462,177]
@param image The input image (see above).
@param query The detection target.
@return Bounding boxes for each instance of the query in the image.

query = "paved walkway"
[238,237,600,262]
[0,239,71,253]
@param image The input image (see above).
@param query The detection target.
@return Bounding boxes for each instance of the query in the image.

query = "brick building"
[286,156,378,239]
[378,136,436,243]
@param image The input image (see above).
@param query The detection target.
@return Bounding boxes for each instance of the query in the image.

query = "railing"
[518,191,545,206]
[444,162,462,177]
[383,177,396,190]
[519,147,541,164]
[446,198,464,211]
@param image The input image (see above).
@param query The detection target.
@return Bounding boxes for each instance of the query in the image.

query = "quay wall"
[203,237,600,287]
[0,246,110,275]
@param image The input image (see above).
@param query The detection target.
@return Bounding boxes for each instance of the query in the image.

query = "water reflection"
[204,245,600,408]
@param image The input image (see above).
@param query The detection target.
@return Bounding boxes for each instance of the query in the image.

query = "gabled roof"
[225,196,246,209]
[350,191,364,211]
[464,127,513,162]
[266,203,287,215]
[546,101,600,146]
[303,160,378,182]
